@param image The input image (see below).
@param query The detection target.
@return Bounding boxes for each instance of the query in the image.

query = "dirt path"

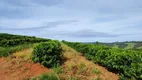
[0,48,50,80]
[61,43,119,80]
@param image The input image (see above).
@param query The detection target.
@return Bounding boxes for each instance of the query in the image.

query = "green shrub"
[32,40,63,68]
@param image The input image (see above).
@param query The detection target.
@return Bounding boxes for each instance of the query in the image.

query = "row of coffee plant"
[0,33,50,47]
[32,40,63,68]
[63,41,142,80]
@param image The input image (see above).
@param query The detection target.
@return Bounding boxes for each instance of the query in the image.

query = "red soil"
[0,57,50,80]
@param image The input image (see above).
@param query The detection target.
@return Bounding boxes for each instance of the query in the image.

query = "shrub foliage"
[32,40,63,68]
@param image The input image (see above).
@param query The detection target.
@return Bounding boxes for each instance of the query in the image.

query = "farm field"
[0,43,119,80]
[0,33,141,80]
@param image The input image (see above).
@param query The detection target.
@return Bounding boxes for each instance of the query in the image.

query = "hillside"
[88,41,142,50]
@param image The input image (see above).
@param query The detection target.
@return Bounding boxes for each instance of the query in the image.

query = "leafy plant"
[32,40,63,68]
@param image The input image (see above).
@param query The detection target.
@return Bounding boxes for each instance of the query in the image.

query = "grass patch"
[125,43,135,49]
[77,62,86,69]
[24,67,29,71]
[91,68,101,75]
[68,76,79,80]
[0,44,34,57]
[12,48,33,60]
[77,62,87,74]
[32,72,60,80]
[93,76,102,80]
[52,66,65,74]
[68,64,75,70]
[112,44,119,49]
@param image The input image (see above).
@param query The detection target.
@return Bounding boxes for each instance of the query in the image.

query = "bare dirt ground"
[0,48,50,80]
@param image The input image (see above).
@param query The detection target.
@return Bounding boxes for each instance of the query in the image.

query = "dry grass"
[10,48,33,61]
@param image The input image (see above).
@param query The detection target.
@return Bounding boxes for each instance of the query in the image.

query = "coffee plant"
[32,40,63,68]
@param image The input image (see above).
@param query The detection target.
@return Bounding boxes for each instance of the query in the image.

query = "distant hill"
[83,41,142,50]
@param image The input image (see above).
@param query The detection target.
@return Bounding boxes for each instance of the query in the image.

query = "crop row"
[0,38,50,47]
[0,33,50,47]
[63,41,142,80]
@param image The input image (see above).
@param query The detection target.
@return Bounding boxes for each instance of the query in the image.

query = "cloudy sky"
[0,0,142,42]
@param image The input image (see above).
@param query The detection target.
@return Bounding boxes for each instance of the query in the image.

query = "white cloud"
[0,0,142,42]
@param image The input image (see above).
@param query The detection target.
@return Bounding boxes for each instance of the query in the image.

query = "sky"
[0,0,142,42]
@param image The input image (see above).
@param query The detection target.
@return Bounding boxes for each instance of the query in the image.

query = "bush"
[32,40,63,68]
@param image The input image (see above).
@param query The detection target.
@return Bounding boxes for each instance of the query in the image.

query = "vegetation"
[32,40,63,68]
[52,66,65,74]
[32,72,60,80]
[0,33,50,57]
[63,41,142,80]
[98,41,142,50]
[91,68,102,75]
[1,33,141,80]
[0,44,33,57]
[0,33,50,47]
[133,42,142,49]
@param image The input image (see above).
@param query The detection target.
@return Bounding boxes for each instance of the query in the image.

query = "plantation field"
[0,33,141,80]
[0,43,118,80]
